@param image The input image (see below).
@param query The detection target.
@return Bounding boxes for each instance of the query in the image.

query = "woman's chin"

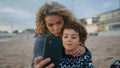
[54,34,61,37]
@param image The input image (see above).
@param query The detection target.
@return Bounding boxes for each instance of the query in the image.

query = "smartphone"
[43,35,63,67]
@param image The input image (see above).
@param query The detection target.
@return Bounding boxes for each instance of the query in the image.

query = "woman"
[32,2,91,68]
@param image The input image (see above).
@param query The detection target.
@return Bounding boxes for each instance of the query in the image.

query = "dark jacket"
[59,49,94,68]
[31,34,92,68]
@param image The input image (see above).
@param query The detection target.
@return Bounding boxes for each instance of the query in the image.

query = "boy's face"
[62,29,80,52]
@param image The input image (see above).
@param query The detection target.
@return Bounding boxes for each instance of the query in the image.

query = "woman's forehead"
[45,15,63,22]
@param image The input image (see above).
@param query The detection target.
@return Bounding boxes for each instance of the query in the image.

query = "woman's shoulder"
[36,35,47,40]
[84,45,92,57]
[34,35,47,44]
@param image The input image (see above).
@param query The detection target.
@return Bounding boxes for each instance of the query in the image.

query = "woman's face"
[45,15,64,37]
[62,29,80,53]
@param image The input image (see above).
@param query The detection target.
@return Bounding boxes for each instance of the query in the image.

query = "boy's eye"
[63,36,68,38]
[72,37,76,39]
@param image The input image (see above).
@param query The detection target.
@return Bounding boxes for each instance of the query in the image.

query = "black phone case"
[43,35,63,67]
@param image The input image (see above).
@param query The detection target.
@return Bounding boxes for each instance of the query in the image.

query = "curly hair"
[62,21,88,46]
[36,2,76,35]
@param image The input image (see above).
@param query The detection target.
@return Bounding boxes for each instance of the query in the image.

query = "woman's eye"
[57,22,62,25]
[48,24,53,27]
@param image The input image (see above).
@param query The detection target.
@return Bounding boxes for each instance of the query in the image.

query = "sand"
[86,36,120,68]
[0,34,120,68]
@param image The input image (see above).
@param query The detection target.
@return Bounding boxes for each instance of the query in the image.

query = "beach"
[0,34,120,68]
[86,36,120,68]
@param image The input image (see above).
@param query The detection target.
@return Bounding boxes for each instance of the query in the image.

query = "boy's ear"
[78,41,82,46]
[78,42,80,46]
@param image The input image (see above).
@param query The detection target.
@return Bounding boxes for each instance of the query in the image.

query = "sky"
[0,0,119,33]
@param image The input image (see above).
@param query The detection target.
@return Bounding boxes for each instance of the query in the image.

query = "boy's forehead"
[63,29,78,34]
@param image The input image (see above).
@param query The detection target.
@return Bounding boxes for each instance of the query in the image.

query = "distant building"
[79,18,87,25]
[82,8,120,34]
[99,8,120,31]
[0,31,9,34]
[82,16,100,33]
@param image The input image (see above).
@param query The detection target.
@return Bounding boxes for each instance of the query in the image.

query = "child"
[59,21,94,68]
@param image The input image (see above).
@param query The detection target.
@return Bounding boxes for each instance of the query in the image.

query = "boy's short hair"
[62,21,88,46]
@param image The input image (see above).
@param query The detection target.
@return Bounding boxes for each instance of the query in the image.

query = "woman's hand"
[70,46,86,57]
[34,56,55,68]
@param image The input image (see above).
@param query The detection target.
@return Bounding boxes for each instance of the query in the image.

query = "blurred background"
[0,0,120,68]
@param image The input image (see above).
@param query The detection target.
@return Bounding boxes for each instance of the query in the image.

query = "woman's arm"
[84,48,94,68]
[69,46,85,57]
[31,36,45,68]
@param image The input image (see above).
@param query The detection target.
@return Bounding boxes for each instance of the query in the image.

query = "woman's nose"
[53,25,58,31]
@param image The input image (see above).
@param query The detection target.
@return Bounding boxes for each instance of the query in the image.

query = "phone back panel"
[43,35,63,67]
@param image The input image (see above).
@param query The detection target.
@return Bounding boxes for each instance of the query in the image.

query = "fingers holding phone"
[34,56,55,68]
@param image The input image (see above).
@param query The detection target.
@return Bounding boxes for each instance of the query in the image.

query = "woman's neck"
[52,34,62,38]
[50,32,62,38]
